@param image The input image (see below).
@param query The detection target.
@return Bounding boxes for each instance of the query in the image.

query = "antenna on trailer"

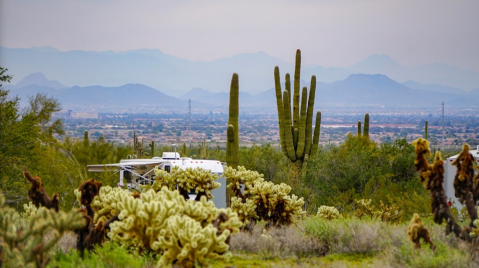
[442,102,445,152]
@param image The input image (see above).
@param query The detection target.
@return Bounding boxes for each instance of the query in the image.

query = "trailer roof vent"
[162,152,180,160]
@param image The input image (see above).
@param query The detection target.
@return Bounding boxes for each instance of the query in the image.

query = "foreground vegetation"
[33,216,479,267]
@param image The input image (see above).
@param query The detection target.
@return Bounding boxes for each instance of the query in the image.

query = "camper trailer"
[87,152,227,208]
[444,145,479,210]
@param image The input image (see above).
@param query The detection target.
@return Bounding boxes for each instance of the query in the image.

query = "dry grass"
[230,223,327,261]
[229,216,479,268]
[54,231,78,253]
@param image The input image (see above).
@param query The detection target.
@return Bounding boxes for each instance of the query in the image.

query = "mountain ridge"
[2,46,478,94]
[7,73,478,109]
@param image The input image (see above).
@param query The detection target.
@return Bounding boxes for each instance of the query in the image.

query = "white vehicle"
[444,145,479,210]
[87,152,227,208]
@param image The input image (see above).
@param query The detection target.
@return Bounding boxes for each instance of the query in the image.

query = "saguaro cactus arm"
[283,91,297,162]
[310,111,321,157]
[304,75,316,157]
[293,49,301,129]
[274,67,287,155]
[296,87,308,158]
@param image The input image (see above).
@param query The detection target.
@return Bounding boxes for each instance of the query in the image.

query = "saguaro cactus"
[274,49,321,184]
[357,121,362,136]
[363,113,370,138]
[226,73,240,207]
[84,130,89,148]
[149,141,155,157]
[424,121,428,140]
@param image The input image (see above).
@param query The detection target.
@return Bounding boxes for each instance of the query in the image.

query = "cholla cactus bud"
[317,205,341,220]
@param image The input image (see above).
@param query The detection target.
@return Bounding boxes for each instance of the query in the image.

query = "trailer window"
[164,166,171,173]
[124,171,131,182]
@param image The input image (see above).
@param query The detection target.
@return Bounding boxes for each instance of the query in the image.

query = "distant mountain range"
[5,72,479,110]
[1,46,479,96]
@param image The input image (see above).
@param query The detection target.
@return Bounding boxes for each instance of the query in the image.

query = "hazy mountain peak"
[346,73,393,81]
[15,72,67,90]
[350,54,403,70]
[30,46,59,53]
[180,87,214,100]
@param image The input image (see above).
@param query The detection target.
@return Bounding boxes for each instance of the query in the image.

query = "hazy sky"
[1,0,478,71]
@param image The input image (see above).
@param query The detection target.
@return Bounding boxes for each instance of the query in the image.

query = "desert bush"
[383,238,476,268]
[302,136,429,218]
[47,241,146,268]
[303,216,403,254]
[229,223,326,261]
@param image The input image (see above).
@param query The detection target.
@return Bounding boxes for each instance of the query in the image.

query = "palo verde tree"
[274,50,321,184]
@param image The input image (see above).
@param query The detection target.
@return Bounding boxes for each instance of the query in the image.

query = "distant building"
[53,110,98,119]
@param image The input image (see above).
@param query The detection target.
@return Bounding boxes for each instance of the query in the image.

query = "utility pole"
[442,102,445,152]
[189,99,192,148]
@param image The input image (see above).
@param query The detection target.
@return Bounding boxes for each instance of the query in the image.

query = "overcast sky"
[1,0,478,71]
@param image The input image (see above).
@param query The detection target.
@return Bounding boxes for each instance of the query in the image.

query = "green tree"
[239,144,289,185]
[0,67,66,208]
[302,135,429,219]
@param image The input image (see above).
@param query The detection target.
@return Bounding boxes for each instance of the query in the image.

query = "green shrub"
[48,241,146,268]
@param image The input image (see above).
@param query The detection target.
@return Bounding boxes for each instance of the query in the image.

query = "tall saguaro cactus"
[363,113,370,138]
[274,49,321,184]
[149,141,155,157]
[226,73,240,206]
[424,121,428,140]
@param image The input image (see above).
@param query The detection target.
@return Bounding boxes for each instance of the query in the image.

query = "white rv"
[87,152,227,208]
[444,146,479,210]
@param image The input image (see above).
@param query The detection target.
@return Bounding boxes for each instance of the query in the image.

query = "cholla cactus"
[354,199,402,223]
[107,187,185,251]
[153,166,220,201]
[153,215,231,268]
[411,138,433,187]
[223,165,264,201]
[230,197,258,227]
[0,190,85,268]
[317,205,341,220]
[252,182,305,226]
[23,171,60,212]
[412,138,465,238]
[375,201,402,223]
[91,186,124,224]
[175,167,221,200]
[92,185,241,266]
[153,166,176,190]
[407,213,435,250]
[470,219,479,237]
[451,144,478,225]
[23,202,38,219]
[224,166,305,227]
[354,199,375,220]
